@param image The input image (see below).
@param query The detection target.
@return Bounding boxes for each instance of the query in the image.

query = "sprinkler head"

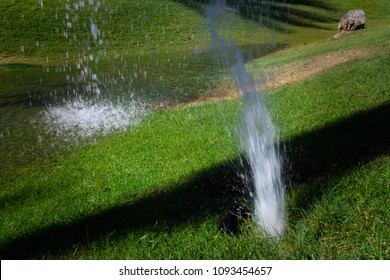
[218,204,249,235]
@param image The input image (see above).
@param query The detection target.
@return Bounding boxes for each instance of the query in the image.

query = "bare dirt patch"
[179,48,370,108]
[260,48,370,89]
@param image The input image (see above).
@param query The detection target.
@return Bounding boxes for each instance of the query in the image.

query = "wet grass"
[0,0,269,65]
[0,0,389,259]
[5,0,389,67]
[1,29,390,259]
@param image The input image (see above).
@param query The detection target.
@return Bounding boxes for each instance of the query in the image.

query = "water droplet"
[90,21,100,42]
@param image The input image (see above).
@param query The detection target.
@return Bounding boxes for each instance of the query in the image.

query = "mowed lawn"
[0,0,389,259]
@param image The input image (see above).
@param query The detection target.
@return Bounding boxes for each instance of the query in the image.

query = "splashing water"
[40,1,146,143]
[239,90,286,237]
[207,1,286,237]
[42,98,145,141]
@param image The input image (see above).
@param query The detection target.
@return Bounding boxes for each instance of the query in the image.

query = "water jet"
[207,1,286,238]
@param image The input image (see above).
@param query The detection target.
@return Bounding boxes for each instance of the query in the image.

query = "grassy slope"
[0,0,278,65]
[0,0,209,65]
[0,0,389,259]
[1,50,388,259]
[3,0,389,65]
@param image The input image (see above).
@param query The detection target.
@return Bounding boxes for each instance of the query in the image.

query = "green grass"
[0,0,207,64]
[0,0,389,259]
[3,0,389,66]
[1,49,389,259]
[0,0,273,65]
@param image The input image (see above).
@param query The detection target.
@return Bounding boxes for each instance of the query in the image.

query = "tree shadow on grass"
[1,102,389,259]
[0,158,245,259]
[282,102,390,219]
[174,0,336,30]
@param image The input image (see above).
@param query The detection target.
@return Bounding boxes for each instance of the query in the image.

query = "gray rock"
[338,10,366,31]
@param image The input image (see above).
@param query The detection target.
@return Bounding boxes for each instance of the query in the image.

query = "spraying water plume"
[42,98,145,141]
[207,1,286,237]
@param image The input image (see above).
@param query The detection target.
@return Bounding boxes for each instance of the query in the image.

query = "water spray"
[207,0,286,238]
